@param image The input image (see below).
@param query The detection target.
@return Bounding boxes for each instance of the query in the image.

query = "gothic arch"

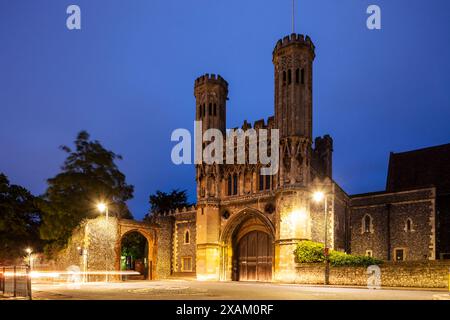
[219,208,275,281]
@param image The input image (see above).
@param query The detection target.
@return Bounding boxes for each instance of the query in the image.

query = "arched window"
[406,218,413,232]
[259,173,264,191]
[213,103,217,116]
[233,173,238,195]
[227,175,232,196]
[265,174,271,190]
[184,230,190,244]
[282,71,287,85]
[363,214,372,233]
[208,103,212,116]
[288,69,292,85]
[295,68,300,84]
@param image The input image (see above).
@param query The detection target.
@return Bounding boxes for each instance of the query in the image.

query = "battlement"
[194,73,228,88]
[273,33,315,55]
[227,116,275,134]
[154,205,197,217]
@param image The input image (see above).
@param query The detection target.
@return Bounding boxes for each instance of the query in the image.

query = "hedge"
[294,240,383,267]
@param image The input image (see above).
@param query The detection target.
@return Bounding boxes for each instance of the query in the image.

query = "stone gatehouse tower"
[152,33,444,282]
[191,33,342,282]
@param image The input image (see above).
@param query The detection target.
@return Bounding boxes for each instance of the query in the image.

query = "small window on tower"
[227,175,232,196]
[283,71,287,86]
[199,105,202,118]
[288,69,292,85]
[259,173,264,191]
[301,69,305,84]
[233,173,238,195]
[213,104,217,116]
[295,68,300,84]
[203,104,205,116]
[265,174,271,190]
[208,103,212,116]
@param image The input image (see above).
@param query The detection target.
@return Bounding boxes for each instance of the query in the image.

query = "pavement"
[29,280,450,300]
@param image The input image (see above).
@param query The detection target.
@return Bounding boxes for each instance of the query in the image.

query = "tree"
[0,173,43,264]
[145,189,191,219]
[37,131,134,252]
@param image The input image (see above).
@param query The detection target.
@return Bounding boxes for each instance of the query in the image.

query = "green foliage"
[0,173,44,263]
[293,240,326,263]
[145,189,191,219]
[37,131,134,253]
[294,240,383,267]
[121,232,147,260]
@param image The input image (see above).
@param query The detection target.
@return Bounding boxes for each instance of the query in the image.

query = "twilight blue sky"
[1,0,449,220]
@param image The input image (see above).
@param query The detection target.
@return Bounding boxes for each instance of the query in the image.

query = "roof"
[386,143,450,194]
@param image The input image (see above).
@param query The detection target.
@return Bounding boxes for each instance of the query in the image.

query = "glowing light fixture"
[313,191,325,203]
[97,202,107,213]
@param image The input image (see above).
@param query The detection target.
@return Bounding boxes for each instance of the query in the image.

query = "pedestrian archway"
[120,231,149,280]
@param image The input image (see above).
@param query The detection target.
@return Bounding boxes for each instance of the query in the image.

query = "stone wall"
[153,215,173,279]
[350,188,436,260]
[174,211,196,273]
[294,261,450,288]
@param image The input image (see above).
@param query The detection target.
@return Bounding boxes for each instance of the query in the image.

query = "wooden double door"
[236,231,273,282]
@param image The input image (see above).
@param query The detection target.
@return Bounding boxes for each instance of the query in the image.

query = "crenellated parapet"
[273,33,315,58]
[153,205,197,218]
[195,73,229,88]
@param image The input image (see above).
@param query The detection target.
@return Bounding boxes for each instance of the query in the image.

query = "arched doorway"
[220,208,275,282]
[235,230,273,281]
[120,231,149,280]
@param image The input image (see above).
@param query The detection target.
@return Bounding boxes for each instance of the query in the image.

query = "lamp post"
[97,202,109,282]
[25,248,33,270]
[313,191,329,285]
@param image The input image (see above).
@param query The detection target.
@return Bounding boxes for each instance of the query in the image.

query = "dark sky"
[1,0,449,220]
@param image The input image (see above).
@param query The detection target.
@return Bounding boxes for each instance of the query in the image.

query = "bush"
[294,240,383,267]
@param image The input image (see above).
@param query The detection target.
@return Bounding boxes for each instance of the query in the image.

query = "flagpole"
[292,0,295,33]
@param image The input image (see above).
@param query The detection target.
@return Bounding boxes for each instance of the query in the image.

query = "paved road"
[31,280,448,300]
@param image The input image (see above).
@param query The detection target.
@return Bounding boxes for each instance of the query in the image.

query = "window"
[233,174,238,195]
[365,250,373,257]
[227,175,232,196]
[184,230,190,244]
[301,68,305,84]
[208,103,212,116]
[406,218,413,232]
[363,214,372,233]
[259,174,264,191]
[288,69,292,85]
[213,103,217,116]
[199,105,202,118]
[202,104,205,116]
[295,68,299,84]
[395,249,405,261]
[265,174,271,190]
[182,257,192,272]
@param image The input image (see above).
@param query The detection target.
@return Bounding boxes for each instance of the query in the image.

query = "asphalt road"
[30,280,449,300]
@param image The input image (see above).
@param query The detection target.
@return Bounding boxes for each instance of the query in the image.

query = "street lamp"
[97,202,109,220]
[97,202,109,282]
[312,191,329,285]
[25,248,33,269]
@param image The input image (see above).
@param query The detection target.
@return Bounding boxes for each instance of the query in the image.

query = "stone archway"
[219,208,275,281]
[115,219,158,280]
